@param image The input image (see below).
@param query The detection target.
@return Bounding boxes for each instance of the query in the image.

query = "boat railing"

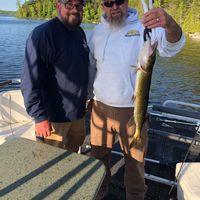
[163,100,200,109]
[148,104,200,190]
[150,100,200,145]
[151,100,200,125]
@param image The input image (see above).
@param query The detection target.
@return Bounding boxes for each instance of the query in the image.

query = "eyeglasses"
[63,2,84,11]
[103,0,125,8]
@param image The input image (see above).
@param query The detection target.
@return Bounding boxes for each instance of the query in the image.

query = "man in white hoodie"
[88,0,185,199]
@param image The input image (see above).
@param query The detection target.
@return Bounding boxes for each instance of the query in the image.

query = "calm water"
[0,16,199,105]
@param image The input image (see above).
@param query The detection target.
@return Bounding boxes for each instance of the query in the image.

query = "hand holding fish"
[141,8,172,29]
[142,8,183,43]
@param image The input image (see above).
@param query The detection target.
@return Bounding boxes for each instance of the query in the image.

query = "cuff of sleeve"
[34,116,48,123]
[162,32,186,49]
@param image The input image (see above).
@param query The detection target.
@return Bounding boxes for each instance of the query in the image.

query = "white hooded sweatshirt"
[88,8,185,107]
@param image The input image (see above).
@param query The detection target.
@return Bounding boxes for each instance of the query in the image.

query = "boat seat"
[176,162,200,200]
[0,90,36,145]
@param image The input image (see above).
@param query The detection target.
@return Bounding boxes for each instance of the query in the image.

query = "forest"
[16,0,200,32]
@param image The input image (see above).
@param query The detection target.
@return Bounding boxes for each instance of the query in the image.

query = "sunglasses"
[103,0,126,8]
[63,2,84,11]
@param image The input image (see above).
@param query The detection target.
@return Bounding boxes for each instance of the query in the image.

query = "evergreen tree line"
[16,0,200,32]
[0,10,16,16]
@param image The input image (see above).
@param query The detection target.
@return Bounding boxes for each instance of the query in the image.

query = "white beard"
[109,15,126,28]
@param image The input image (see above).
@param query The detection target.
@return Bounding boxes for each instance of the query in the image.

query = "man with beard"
[88,0,185,199]
[21,0,89,152]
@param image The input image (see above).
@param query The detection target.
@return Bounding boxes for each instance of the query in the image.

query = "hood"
[101,8,139,26]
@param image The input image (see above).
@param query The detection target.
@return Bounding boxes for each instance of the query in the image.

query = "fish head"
[139,38,158,72]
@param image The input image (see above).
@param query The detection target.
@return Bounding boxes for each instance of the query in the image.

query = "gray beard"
[109,16,126,28]
[104,12,126,29]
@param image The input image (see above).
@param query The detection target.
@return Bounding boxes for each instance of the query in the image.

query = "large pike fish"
[130,29,158,148]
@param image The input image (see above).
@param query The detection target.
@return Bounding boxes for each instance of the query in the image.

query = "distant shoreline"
[0,14,200,40]
[0,14,15,17]
[0,10,16,16]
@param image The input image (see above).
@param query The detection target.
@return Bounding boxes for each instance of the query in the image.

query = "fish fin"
[130,137,143,150]
[138,66,147,73]
[127,116,135,127]
[134,68,137,74]
[129,129,143,149]
[132,95,136,102]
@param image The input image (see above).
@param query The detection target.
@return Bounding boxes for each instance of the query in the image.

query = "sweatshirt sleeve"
[21,29,48,123]
[152,28,186,57]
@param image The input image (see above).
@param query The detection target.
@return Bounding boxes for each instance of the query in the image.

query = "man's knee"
[91,145,111,159]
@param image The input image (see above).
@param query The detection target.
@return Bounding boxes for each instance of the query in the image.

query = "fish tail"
[134,128,141,140]
[129,128,143,149]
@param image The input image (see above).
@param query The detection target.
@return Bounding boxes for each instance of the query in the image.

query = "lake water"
[0,16,199,105]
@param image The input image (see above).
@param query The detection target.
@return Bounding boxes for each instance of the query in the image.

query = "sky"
[0,0,25,11]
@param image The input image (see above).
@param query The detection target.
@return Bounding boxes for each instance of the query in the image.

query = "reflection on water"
[152,36,200,104]
[0,16,199,104]
[0,16,45,81]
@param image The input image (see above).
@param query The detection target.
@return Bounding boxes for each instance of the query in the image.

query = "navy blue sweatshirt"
[21,17,89,123]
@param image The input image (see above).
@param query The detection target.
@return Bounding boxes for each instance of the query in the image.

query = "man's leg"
[45,118,86,152]
[91,145,111,200]
[65,117,86,152]
[90,101,115,199]
[124,155,147,200]
[116,108,148,200]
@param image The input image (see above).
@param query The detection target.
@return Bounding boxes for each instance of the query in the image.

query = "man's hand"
[35,120,52,138]
[142,8,172,29]
[142,8,182,43]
